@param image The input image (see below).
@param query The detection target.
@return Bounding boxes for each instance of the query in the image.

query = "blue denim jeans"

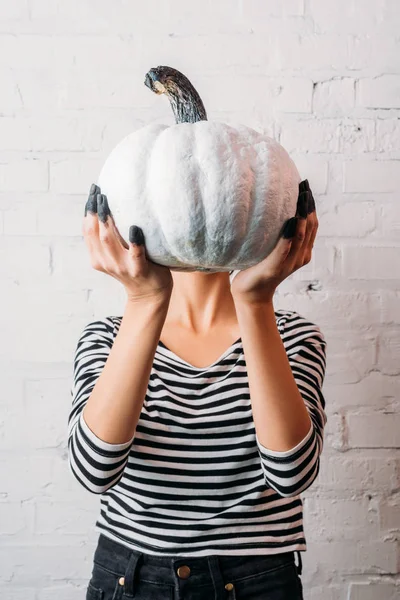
[86,533,304,600]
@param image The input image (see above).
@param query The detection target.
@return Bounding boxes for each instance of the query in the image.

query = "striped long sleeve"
[255,311,328,498]
[67,317,135,494]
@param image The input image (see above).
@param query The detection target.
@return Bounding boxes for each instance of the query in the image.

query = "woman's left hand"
[230,179,318,305]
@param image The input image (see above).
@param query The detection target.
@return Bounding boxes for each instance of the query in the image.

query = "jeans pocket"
[87,562,124,600]
[228,562,302,600]
[86,580,104,600]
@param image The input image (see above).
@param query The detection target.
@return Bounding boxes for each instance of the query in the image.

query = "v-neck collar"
[156,337,242,370]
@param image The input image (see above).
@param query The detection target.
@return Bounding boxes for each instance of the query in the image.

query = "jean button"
[177,565,191,579]
[119,577,125,585]
[225,583,234,591]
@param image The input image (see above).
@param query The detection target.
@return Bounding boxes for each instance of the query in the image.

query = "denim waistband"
[93,532,302,598]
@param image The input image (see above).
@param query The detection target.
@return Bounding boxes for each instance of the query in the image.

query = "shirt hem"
[94,525,307,557]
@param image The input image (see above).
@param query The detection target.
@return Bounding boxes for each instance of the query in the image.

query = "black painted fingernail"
[97,194,111,223]
[129,225,144,245]
[307,192,316,214]
[90,183,100,195]
[297,194,308,219]
[282,217,298,238]
[84,193,98,216]
[299,179,310,194]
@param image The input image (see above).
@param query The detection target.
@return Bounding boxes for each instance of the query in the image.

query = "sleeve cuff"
[79,410,135,452]
[255,420,314,458]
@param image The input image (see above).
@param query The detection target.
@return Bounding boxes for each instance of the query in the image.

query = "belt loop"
[296,551,303,576]
[207,555,228,600]
[123,550,143,597]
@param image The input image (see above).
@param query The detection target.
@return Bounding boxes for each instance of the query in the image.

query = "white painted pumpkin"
[97,66,301,273]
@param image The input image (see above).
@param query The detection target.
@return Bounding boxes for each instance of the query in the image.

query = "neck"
[165,271,237,334]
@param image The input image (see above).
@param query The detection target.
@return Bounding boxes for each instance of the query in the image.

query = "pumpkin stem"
[144,66,207,124]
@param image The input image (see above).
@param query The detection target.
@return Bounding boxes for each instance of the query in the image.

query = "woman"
[68,179,326,600]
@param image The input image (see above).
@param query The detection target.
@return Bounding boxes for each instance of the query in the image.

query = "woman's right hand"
[83,183,173,303]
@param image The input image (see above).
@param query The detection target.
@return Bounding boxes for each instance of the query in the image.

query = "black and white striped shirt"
[68,309,327,556]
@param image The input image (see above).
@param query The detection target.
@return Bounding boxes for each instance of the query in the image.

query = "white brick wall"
[1,1,399,598]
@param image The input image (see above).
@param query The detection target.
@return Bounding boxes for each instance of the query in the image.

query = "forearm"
[234,299,312,453]
[83,296,170,445]
[68,296,170,494]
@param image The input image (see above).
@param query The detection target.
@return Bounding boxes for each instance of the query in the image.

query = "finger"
[303,186,318,261]
[82,194,106,271]
[128,225,148,263]
[288,198,308,252]
[97,194,129,270]
[284,191,308,271]
[84,183,101,217]
[97,193,129,251]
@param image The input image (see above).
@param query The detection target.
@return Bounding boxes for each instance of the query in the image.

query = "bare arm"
[83,296,170,444]
[68,295,170,494]
[234,301,327,498]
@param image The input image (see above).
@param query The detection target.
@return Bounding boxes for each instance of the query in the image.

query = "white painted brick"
[22,378,71,449]
[0,117,103,151]
[349,36,399,72]
[378,329,400,376]
[58,71,144,110]
[327,372,398,410]
[377,202,400,240]
[49,157,103,194]
[288,155,329,194]
[324,412,346,451]
[344,160,400,192]
[312,78,355,117]
[279,292,381,333]
[381,291,400,324]
[0,455,53,502]
[0,71,25,113]
[273,32,350,70]
[38,584,93,600]
[160,34,276,72]
[302,540,398,575]
[0,35,74,69]
[0,159,48,192]
[376,119,400,153]
[318,201,376,237]
[0,502,32,535]
[36,195,85,237]
[320,329,376,386]
[2,192,84,237]
[303,497,379,541]
[12,70,64,114]
[29,0,169,33]
[0,0,29,20]
[240,0,304,18]
[34,500,98,535]
[273,78,313,113]
[342,246,400,280]
[348,582,400,600]
[379,494,400,531]
[306,587,345,600]
[357,75,400,109]
[0,237,49,283]
[308,0,385,34]
[347,414,400,448]
[281,118,375,154]
[315,454,399,492]
[0,588,35,600]
[0,543,93,583]
[3,201,37,235]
